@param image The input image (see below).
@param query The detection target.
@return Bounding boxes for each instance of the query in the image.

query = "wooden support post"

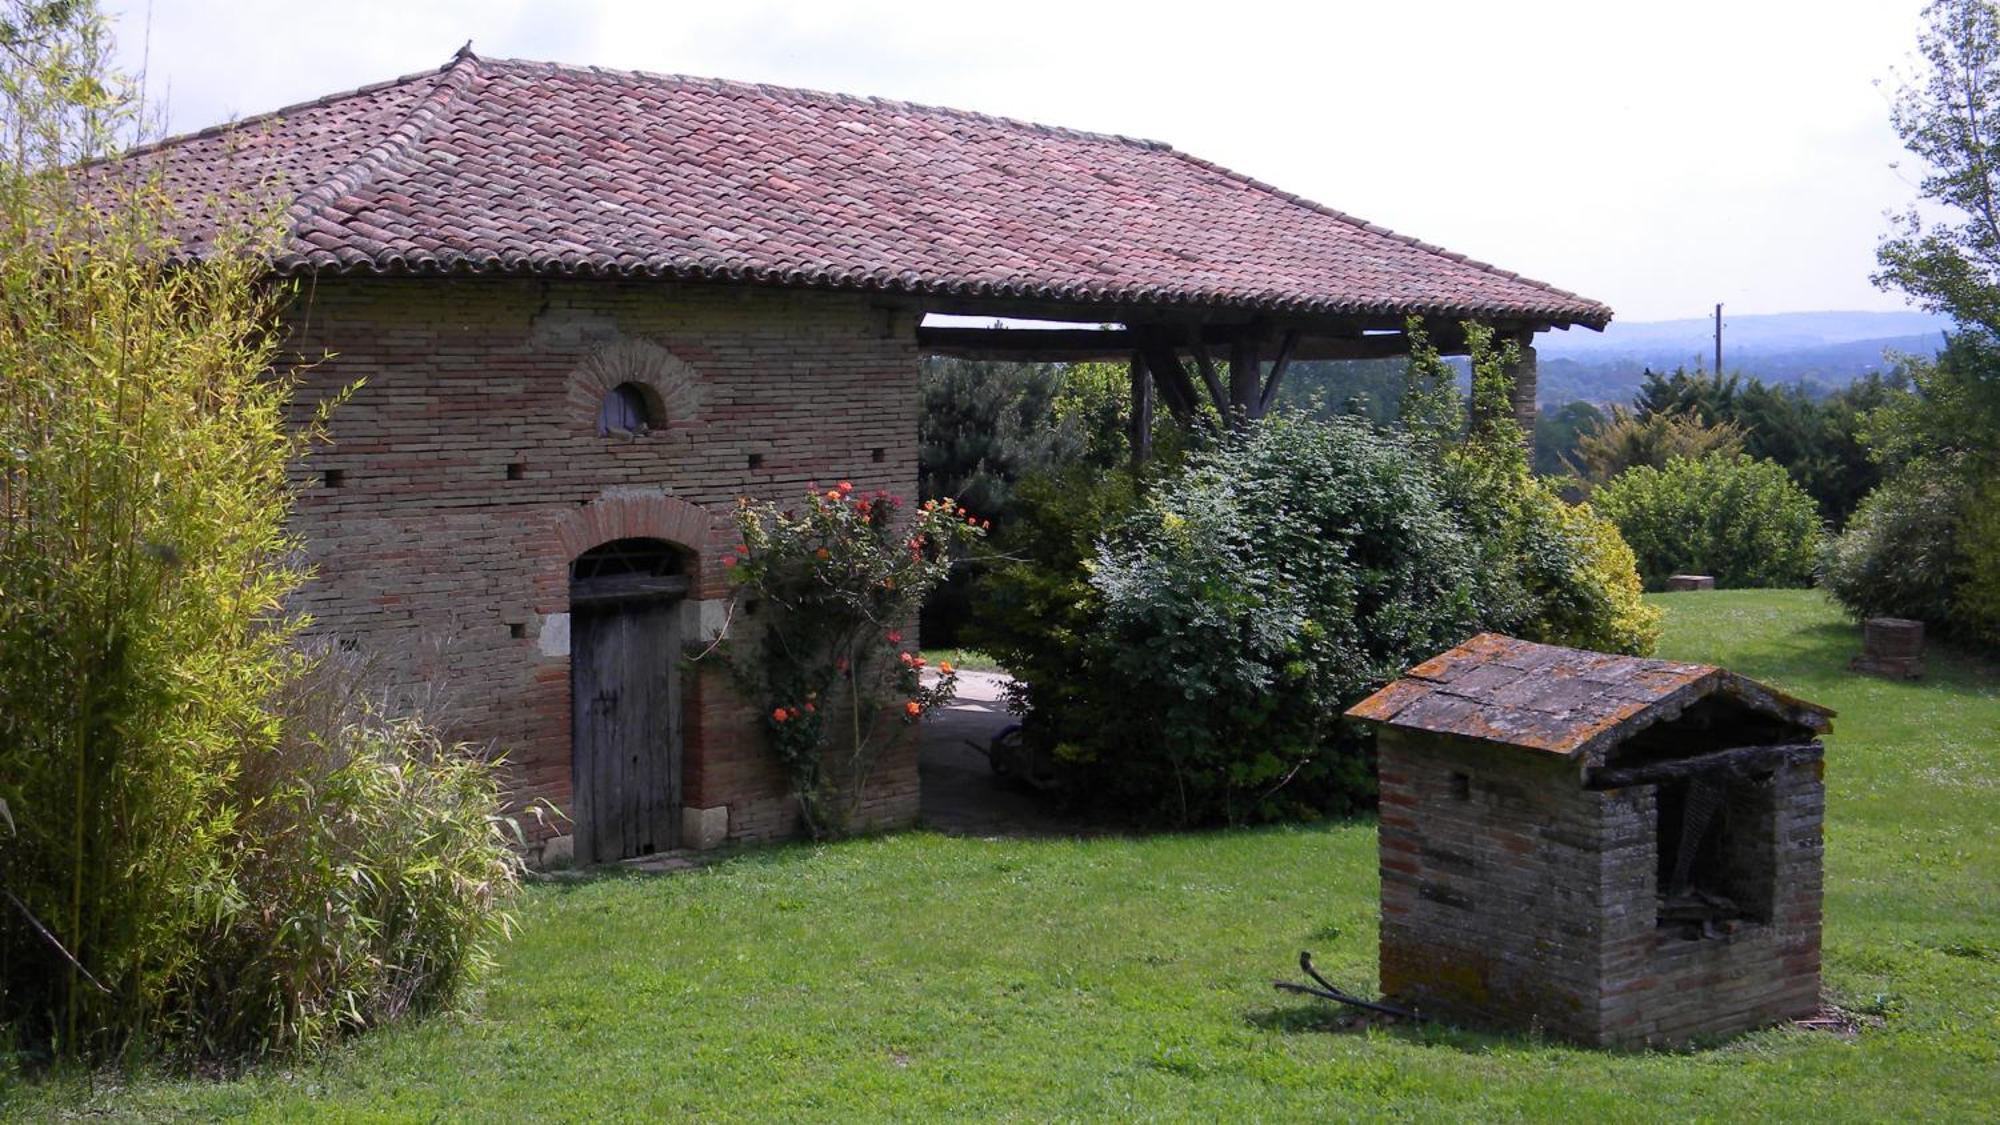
[1129,349,1154,466]
[1230,334,1261,426]
[1189,338,1229,417]
[1136,336,1201,428]
[1258,329,1299,416]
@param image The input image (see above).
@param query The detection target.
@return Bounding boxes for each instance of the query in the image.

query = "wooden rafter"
[1258,328,1300,415]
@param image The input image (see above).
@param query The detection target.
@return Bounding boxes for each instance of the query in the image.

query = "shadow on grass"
[1245,1002,1514,1054]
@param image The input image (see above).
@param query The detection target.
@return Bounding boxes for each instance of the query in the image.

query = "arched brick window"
[597,381,661,436]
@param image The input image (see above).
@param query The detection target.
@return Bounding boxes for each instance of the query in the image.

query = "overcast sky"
[109,0,1935,324]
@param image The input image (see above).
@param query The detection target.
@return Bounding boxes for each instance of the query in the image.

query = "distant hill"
[1536,311,1950,405]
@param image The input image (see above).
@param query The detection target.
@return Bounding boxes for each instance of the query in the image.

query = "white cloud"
[108,0,1934,322]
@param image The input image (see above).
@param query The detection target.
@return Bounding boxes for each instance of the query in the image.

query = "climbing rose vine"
[720,483,985,837]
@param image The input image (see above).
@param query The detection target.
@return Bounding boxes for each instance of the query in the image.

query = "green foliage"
[917,356,1132,644]
[1877,0,2000,333]
[1593,454,1826,588]
[962,463,1140,777]
[174,653,522,1059]
[1532,400,1605,478]
[0,1,516,1064]
[0,1,308,1059]
[1632,367,1894,524]
[1832,2,2000,647]
[1410,323,1661,656]
[1822,469,1968,627]
[1567,404,1745,487]
[20,593,2000,1121]
[1952,467,2000,641]
[721,484,983,837]
[968,322,1656,826]
[919,358,1098,520]
[1083,415,1482,824]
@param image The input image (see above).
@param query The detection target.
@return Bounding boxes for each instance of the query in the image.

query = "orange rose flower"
[772,707,790,723]
[904,700,922,717]
[939,660,954,675]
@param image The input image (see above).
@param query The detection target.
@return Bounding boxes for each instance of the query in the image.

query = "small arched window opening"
[598,382,663,436]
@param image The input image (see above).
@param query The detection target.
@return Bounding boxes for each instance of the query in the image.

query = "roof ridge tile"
[285,51,480,234]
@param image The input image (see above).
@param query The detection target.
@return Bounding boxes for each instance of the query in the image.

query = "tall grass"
[0,2,518,1065]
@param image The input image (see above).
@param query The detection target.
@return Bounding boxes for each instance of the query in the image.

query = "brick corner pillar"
[1505,331,1538,457]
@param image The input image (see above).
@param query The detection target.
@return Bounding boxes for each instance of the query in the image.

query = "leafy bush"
[1953,470,2000,645]
[1081,415,1482,823]
[172,654,522,1059]
[1568,405,1745,487]
[721,484,983,837]
[1414,321,1661,656]
[1820,466,1995,642]
[971,323,1658,827]
[1592,454,1825,588]
[1489,480,1661,655]
[0,3,517,1064]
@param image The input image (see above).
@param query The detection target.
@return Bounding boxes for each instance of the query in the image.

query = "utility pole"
[1714,303,1723,375]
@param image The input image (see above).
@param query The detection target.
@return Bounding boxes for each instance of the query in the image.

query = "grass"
[11,591,2000,1120]
[920,646,1006,674]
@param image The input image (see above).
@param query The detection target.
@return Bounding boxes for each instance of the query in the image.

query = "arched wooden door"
[570,538,686,864]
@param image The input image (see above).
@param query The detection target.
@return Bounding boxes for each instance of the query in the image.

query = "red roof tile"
[1346,634,1833,761]
[102,50,1612,328]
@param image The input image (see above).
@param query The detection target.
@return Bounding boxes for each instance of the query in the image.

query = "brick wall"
[282,276,922,848]
[1378,727,1824,1048]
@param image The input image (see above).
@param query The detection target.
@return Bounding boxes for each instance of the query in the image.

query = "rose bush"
[721,483,983,836]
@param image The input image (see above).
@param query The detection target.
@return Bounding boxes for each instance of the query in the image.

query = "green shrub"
[0,3,516,1064]
[1821,467,1987,639]
[1953,470,2000,645]
[0,4,310,1058]
[1492,480,1662,655]
[171,654,522,1059]
[720,485,983,837]
[1822,470,1962,624]
[963,464,1141,783]
[1080,416,1483,823]
[1593,454,1825,588]
[970,324,1659,827]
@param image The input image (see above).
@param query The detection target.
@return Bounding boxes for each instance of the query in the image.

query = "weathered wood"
[1230,334,1261,424]
[1135,335,1204,427]
[1128,349,1154,466]
[1189,338,1228,415]
[1258,328,1300,414]
[1584,742,1822,790]
[569,573,692,607]
[571,593,682,864]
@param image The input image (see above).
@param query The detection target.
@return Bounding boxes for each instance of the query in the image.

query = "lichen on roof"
[1346,633,1833,761]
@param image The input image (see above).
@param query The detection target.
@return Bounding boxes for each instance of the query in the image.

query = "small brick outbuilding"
[115,49,1611,861]
[1347,634,1834,1048]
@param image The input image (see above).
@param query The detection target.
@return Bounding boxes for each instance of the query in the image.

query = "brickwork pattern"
[284,276,921,846]
[1378,727,1824,1048]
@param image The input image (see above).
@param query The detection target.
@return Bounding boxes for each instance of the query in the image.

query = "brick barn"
[127,48,1612,862]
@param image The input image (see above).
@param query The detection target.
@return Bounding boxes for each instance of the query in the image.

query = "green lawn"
[13,591,2000,1120]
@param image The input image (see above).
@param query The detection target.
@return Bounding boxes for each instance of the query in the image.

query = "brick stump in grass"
[1850,617,1924,680]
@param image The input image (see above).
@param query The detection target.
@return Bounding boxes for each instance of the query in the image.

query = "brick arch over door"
[536,491,723,608]
[564,337,702,432]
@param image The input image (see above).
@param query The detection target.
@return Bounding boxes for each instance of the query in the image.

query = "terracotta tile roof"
[101,49,1612,328]
[1346,634,1832,761]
